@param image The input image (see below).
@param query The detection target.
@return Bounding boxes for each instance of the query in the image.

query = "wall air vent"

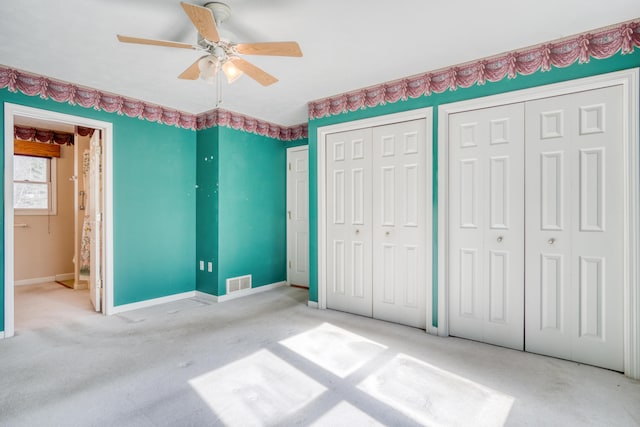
[226,274,252,294]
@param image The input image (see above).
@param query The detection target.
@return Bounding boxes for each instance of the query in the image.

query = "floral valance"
[13,125,95,145]
[0,66,307,141]
[309,19,640,119]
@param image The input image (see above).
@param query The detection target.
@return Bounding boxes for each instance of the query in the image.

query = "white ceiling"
[1,0,638,126]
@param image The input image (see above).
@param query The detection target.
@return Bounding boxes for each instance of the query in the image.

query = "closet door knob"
[497,236,503,243]
[385,231,390,236]
[548,238,556,245]
[355,229,360,235]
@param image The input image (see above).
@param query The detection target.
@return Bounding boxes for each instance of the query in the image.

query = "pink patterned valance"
[309,19,640,120]
[0,67,198,129]
[13,125,96,145]
[196,109,308,141]
[0,65,307,141]
[14,125,73,145]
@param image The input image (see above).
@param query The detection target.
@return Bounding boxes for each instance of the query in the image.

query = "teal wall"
[307,52,640,327]
[196,126,219,294]
[216,127,288,295]
[112,118,196,305]
[1,90,196,330]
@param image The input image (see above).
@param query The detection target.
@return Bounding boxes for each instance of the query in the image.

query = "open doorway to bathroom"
[12,119,94,331]
[4,104,113,337]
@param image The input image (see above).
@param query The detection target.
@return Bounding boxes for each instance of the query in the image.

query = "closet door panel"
[372,119,427,328]
[448,104,525,350]
[326,129,373,316]
[525,86,624,371]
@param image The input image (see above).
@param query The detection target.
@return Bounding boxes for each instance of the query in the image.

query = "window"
[13,155,57,215]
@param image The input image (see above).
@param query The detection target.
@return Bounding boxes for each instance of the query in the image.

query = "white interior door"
[326,129,373,317]
[287,147,310,287]
[448,104,525,350]
[525,86,624,371]
[88,131,102,312]
[372,120,427,328]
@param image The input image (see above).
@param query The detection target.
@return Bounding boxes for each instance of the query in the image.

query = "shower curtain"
[79,149,91,279]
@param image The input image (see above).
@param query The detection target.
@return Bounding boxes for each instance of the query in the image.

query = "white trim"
[216,281,287,302]
[14,274,74,286]
[4,103,115,337]
[316,107,433,328]
[437,69,640,379]
[14,277,54,287]
[0,331,4,339]
[194,291,219,303]
[307,300,319,309]
[109,291,197,314]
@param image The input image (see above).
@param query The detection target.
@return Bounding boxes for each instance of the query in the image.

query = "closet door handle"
[385,231,390,236]
[548,238,556,245]
[497,236,503,243]
[355,229,360,235]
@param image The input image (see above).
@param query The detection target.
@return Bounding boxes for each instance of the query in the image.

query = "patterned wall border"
[308,19,640,120]
[196,108,308,140]
[0,66,307,141]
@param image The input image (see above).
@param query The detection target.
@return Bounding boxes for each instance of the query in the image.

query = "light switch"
[199,261,204,271]
[207,262,213,273]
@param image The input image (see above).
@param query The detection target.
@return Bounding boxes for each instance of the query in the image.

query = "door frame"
[316,107,433,327]
[286,145,309,287]
[3,103,115,338]
[437,69,640,378]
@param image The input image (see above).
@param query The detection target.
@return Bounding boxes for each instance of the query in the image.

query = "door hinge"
[288,162,292,171]
[288,260,292,269]
[96,279,102,289]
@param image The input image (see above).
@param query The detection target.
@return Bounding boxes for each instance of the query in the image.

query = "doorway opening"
[3,103,114,338]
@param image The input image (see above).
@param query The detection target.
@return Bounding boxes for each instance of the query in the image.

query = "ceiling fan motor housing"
[204,2,231,25]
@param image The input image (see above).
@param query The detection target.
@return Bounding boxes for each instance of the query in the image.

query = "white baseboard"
[109,291,196,315]
[0,331,5,339]
[426,325,439,336]
[194,291,219,303]
[307,301,319,308]
[14,273,74,286]
[14,277,54,286]
[197,281,287,303]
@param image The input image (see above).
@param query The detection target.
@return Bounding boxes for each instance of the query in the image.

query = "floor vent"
[226,274,252,294]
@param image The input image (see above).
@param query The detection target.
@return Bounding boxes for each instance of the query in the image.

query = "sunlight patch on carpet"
[189,349,326,425]
[358,353,514,427]
[279,322,387,378]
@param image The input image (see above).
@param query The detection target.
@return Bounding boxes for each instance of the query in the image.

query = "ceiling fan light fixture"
[222,60,244,83]
[198,55,219,84]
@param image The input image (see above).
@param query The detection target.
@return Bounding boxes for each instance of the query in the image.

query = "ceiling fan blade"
[235,42,303,57]
[117,35,196,50]
[180,2,220,43]
[228,57,278,86]
[178,55,208,80]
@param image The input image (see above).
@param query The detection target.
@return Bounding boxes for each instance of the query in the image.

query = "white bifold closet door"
[371,121,427,328]
[326,128,374,317]
[448,85,624,371]
[448,104,525,350]
[525,86,624,371]
[326,120,427,328]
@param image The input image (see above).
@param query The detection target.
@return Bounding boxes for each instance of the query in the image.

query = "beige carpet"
[2,285,639,426]
[14,281,96,332]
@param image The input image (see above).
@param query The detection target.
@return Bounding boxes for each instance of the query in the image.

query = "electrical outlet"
[207,262,213,273]
[199,261,204,271]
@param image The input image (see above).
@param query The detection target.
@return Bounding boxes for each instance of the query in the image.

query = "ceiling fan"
[117,1,302,86]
